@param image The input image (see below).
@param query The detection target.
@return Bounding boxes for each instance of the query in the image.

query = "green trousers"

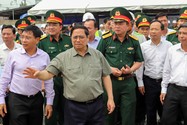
[45,77,64,125]
[104,77,136,125]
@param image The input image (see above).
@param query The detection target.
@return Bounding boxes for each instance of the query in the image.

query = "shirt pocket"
[106,47,117,54]
[46,49,57,54]
[65,66,80,79]
[88,64,102,80]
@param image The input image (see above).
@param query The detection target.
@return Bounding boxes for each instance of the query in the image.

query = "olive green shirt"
[38,34,72,60]
[46,47,112,102]
[97,33,144,70]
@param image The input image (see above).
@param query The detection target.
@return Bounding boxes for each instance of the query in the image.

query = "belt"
[10,91,41,98]
[170,84,187,90]
[144,75,162,83]
[111,74,133,81]
[71,94,102,104]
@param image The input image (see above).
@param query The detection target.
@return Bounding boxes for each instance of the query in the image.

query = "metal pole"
[12,10,14,20]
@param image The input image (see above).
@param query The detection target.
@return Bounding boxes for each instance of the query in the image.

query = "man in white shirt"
[136,20,172,125]
[0,25,22,75]
[0,25,22,125]
[160,23,187,125]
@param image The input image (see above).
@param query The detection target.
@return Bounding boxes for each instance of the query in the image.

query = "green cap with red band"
[179,7,187,19]
[45,10,64,24]
[110,7,132,23]
[15,18,31,29]
[136,15,152,28]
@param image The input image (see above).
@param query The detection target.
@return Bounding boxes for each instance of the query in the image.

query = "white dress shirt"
[0,42,22,75]
[136,39,172,87]
[161,43,187,93]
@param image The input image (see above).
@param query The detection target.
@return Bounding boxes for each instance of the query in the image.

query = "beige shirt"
[46,47,111,102]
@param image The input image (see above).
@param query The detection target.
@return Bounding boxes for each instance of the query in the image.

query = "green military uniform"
[166,31,179,45]
[166,7,187,45]
[15,18,31,44]
[38,10,72,125]
[97,7,144,125]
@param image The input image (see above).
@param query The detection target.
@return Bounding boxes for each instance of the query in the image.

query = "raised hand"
[23,67,40,78]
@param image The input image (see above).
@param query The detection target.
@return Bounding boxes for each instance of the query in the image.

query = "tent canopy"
[28,0,90,15]
[28,0,187,15]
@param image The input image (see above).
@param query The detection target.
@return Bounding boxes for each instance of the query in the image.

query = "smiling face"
[47,22,62,36]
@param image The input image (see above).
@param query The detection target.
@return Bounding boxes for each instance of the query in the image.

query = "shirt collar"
[2,42,19,51]
[176,43,185,52]
[50,34,63,42]
[112,33,128,41]
[150,39,163,46]
[21,47,41,56]
[72,46,91,57]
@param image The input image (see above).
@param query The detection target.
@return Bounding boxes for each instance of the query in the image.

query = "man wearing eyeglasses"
[23,25,115,125]
[38,10,72,125]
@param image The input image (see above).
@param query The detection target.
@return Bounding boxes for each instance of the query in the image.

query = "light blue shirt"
[88,36,101,49]
[0,47,54,105]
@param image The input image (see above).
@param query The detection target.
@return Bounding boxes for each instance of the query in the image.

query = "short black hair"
[83,19,98,28]
[70,25,89,37]
[150,19,164,30]
[103,17,110,24]
[1,25,16,34]
[155,12,168,20]
[23,25,43,38]
[178,22,187,30]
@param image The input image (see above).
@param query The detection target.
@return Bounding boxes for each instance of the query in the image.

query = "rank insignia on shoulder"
[40,34,48,40]
[64,44,70,48]
[168,31,177,35]
[129,35,138,41]
[127,47,134,50]
[102,31,112,39]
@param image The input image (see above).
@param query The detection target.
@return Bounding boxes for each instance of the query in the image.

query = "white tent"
[28,0,187,15]
[28,0,90,15]
[86,0,187,12]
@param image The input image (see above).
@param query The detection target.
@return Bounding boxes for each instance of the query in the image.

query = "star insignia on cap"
[115,11,121,16]
[137,15,141,19]
[142,18,147,22]
[184,10,187,14]
[22,21,26,24]
[50,13,55,17]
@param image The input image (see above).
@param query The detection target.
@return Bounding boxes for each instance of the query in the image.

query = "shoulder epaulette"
[40,34,48,40]
[168,31,177,36]
[102,31,112,39]
[129,34,138,41]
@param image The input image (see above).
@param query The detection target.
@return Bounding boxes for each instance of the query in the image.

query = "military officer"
[38,10,72,125]
[136,15,152,40]
[166,7,187,45]
[24,15,37,25]
[97,7,144,125]
[15,18,31,44]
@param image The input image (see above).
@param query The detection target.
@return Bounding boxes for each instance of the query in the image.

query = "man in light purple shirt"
[0,25,54,125]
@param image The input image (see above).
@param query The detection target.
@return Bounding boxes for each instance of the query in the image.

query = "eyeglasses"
[72,35,85,40]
